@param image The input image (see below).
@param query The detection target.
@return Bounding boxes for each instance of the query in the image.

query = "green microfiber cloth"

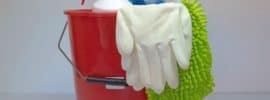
[146,0,215,100]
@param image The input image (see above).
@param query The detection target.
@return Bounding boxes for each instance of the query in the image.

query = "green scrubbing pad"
[146,0,215,100]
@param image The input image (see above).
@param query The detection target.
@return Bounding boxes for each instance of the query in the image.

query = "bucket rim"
[64,9,116,17]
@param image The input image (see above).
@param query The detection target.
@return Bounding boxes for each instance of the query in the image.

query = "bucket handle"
[58,21,128,86]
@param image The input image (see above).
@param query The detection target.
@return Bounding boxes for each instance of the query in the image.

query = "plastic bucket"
[63,9,147,100]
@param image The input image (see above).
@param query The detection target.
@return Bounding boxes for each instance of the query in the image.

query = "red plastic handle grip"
[81,0,85,5]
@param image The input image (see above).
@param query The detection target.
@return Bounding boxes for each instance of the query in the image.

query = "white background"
[0,0,270,95]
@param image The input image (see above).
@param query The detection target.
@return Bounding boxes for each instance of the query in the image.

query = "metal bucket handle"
[58,21,128,86]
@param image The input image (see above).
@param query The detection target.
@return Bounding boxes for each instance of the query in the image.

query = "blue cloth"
[129,0,164,5]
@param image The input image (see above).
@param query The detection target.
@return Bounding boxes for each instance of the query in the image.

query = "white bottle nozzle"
[93,0,131,12]
[81,0,85,5]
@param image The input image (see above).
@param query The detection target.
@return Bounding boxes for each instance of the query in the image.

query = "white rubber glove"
[116,3,192,94]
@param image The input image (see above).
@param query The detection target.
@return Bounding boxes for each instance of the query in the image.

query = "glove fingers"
[179,3,193,63]
[132,82,144,91]
[121,53,138,71]
[136,45,152,88]
[132,52,144,91]
[127,65,144,91]
[121,55,132,71]
[170,39,190,70]
[157,43,179,89]
[144,45,166,94]
[125,58,137,86]
[126,52,144,91]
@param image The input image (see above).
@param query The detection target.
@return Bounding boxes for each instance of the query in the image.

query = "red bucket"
[61,9,147,100]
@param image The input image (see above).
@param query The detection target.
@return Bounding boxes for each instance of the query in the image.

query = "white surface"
[0,0,270,94]
[0,93,270,100]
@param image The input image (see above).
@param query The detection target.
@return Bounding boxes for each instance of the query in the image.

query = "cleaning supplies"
[146,0,215,99]
[116,3,192,94]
